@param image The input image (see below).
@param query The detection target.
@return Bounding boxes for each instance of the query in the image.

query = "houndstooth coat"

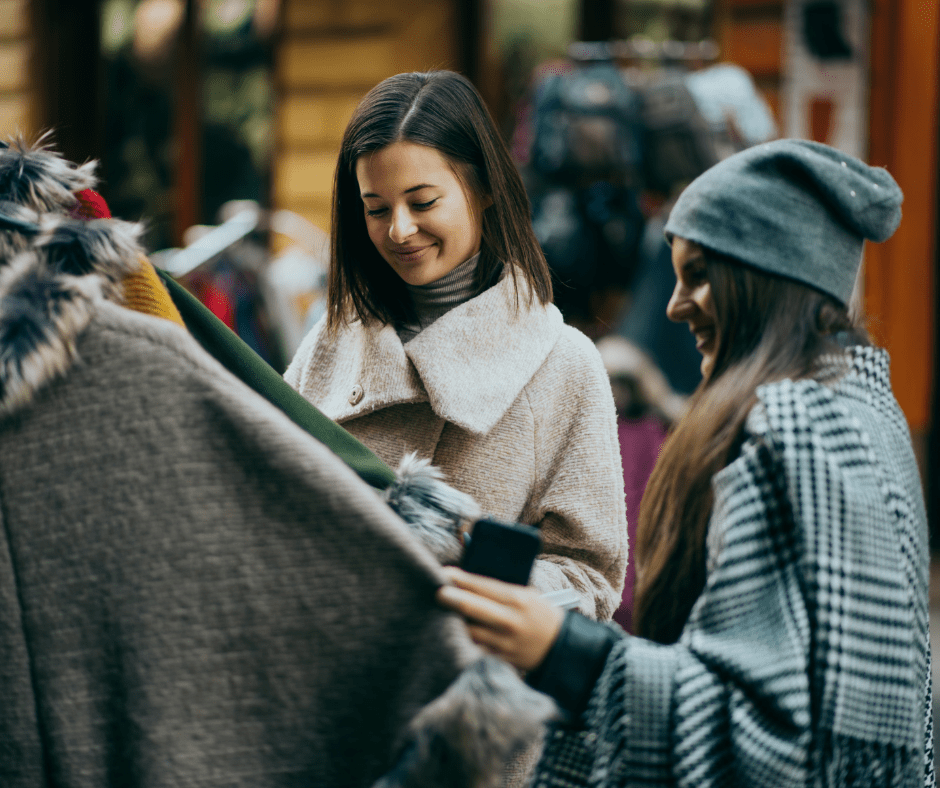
[533,345,935,788]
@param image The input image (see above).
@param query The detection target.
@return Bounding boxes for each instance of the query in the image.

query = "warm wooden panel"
[273,0,458,226]
[279,35,396,88]
[283,0,399,30]
[282,203,331,238]
[0,93,27,136]
[723,0,784,7]
[395,1,457,73]
[274,150,337,202]
[0,0,26,38]
[279,93,365,146]
[723,19,783,77]
[0,42,27,90]
[865,0,938,430]
[759,84,781,129]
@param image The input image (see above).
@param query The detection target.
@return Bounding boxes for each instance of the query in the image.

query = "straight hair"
[328,70,552,332]
[633,250,868,644]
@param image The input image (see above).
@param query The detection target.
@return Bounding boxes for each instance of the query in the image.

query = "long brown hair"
[633,248,868,644]
[327,70,551,333]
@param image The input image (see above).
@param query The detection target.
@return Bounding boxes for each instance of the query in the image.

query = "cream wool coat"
[285,275,628,620]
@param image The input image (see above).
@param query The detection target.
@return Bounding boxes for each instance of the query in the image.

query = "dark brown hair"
[633,249,868,644]
[327,70,552,332]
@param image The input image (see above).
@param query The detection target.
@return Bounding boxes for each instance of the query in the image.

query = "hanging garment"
[0,136,557,788]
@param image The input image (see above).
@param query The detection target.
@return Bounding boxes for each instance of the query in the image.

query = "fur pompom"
[0,134,98,213]
[0,251,101,416]
[35,215,145,299]
[0,199,41,262]
[383,452,481,564]
[374,656,559,788]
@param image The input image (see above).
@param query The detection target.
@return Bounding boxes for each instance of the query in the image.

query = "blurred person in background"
[596,336,684,633]
[609,62,779,396]
[438,139,933,788]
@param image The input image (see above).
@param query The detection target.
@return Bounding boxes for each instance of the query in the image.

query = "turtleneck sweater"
[396,252,480,343]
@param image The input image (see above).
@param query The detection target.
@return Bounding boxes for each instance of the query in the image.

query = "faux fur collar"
[0,134,97,211]
[0,138,144,417]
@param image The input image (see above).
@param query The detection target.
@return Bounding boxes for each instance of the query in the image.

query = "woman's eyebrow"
[361,184,436,199]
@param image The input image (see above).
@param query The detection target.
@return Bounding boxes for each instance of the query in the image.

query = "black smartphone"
[460,517,541,585]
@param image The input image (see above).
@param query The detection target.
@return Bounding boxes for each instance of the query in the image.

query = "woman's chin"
[700,354,715,379]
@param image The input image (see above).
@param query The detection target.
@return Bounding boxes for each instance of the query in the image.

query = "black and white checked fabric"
[533,347,933,787]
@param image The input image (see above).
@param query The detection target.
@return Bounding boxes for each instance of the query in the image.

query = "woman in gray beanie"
[436,140,934,787]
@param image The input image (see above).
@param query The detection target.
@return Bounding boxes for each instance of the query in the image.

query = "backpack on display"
[529,60,644,185]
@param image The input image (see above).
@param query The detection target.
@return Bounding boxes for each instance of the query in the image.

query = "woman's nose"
[389,208,417,244]
[666,283,690,323]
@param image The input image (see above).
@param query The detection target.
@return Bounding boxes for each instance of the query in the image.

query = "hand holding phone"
[460,517,541,585]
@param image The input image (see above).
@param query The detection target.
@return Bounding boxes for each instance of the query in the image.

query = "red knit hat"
[71,189,112,220]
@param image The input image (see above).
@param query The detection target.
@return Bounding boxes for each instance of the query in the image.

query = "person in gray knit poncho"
[439,139,935,788]
[0,137,565,788]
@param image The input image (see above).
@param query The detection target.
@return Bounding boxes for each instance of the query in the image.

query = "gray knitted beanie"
[663,139,903,304]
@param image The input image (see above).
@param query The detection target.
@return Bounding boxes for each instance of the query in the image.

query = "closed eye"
[414,199,438,210]
[365,206,387,217]
[682,263,707,285]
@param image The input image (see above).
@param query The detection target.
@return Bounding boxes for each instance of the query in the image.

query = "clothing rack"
[568,37,720,65]
[156,206,260,277]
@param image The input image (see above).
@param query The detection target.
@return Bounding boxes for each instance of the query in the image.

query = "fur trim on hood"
[0,134,97,212]
[0,138,145,417]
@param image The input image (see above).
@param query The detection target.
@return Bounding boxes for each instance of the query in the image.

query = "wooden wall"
[865,0,939,436]
[0,0,31,139]
[273,0,460,236]
[714,0,785,128]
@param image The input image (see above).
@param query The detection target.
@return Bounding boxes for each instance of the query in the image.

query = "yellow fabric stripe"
[122,257,186,328]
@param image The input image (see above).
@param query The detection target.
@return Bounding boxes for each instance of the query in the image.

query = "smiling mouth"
[692,327,716,351]
[390,245,432,263]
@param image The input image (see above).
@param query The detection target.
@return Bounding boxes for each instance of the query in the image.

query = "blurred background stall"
[4,0,937,659]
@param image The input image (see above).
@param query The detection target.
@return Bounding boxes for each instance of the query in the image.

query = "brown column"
[29,0,103,165]
[579,0,615,41]
[173,0,201,245]
[865,0,938,448]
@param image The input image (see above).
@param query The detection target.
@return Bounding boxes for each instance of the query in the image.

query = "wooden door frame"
[865,0,938,521]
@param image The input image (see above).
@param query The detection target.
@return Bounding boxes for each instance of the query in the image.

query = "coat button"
[349,384,363,405]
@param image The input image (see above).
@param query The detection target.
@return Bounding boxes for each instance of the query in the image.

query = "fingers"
[439,566,529,606]
[436,583,517,632]
[436,567,566,671]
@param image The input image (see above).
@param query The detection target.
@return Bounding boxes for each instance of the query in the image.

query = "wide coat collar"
[323,273,564,435]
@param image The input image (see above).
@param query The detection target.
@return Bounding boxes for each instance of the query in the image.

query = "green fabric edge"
[155,267,396,490]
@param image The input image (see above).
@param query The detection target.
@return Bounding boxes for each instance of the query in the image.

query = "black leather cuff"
[526,610,621,719]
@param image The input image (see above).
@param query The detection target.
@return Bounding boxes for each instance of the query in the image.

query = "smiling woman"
[666,236,717,377]
[284,71,626,634]
[283,78,628,785]
[436,139,933,788]
[356,141,486,286]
